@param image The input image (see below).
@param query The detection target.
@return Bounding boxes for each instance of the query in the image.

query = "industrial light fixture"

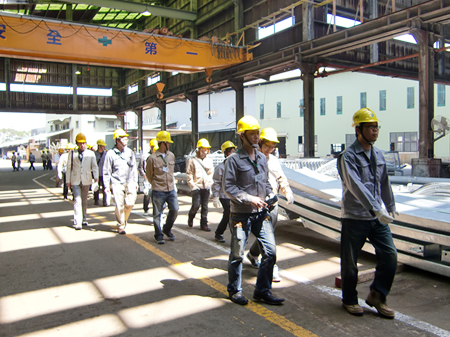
[75,70,81,75]
[142,7,151,16]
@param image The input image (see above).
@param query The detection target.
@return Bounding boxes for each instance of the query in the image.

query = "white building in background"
[137,70,448,162]
[45,114,118,148]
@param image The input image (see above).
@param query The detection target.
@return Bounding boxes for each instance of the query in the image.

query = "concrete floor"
[0,159,449,337]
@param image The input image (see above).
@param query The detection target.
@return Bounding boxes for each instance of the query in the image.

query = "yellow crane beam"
[0,13,252,74]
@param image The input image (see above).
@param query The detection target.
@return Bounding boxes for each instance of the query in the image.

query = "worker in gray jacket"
[103,128,138,235]
[337,108,397,319]
[223,115,284,306]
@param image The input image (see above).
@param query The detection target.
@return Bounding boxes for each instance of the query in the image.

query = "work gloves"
[374,208,394,225]
[213,197,221,208]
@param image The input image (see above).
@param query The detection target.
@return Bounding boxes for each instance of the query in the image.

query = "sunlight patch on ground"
[118,295,226,329]
[51,226,118,243]
[284,259,341,282]
[0,213,41,224]
[0,282,104,323]
[94,267,185,299]
[0,228,62,252]
[170,261,227,280]
[17,314,127,337]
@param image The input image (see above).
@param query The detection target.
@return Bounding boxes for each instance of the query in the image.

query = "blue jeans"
[340,218,397,305]
[227,212,277,295]
[152,190,179,239]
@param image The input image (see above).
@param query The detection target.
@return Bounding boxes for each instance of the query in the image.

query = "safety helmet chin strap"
[357,124,375,145]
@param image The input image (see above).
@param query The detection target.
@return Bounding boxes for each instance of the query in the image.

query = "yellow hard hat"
[113,128,129,139]
[97,139,107,146]
[221,141,236,153]
[352,108,379,127]
[75,133,86,143]
[150,138,159,150]
[237,115,260,134]
[58,148,64,153]
[156,130,173,143]
[197,138,211,148]
[87,143,92,149]
[260,127,279,143]
[66,143,76,150]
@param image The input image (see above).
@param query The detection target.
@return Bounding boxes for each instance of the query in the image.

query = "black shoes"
[201,226,211,232]
[215,234,225,243]
[229,291,248,305]
[188,219,193,227]
[163,229,175,241]
[253,291,284,305]
[155,236,165,244]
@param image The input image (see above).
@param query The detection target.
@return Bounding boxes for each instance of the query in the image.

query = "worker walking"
[16,153,24,171]
[146,131,178,244]
[66,133,99,230]
[247,127,295,282]
[11,151,17,171]
[94,139,108,206]
[103,129,138,235]
[186,138,214,231]
[138,138,159,215]
[212,140,237,243]
[58,144,73,199]
[224,115,284,306]
[28,152,36,170]
[337,108,398,318]
[41,150,47,170]
[46,150,53,170]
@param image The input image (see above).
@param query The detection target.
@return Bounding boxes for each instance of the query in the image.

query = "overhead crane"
[0,12,253,82]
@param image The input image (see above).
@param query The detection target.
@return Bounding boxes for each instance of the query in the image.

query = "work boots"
[366,289,395,319]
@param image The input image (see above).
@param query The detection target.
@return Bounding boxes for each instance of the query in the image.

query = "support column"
[299,62,316,158]
[438,26,445,76]
[412,28,440,177]
[66,4,73,21]
[186,92,199,150]
[234,0,243,33]
[72,64,78,111]
[4,58,10,109]
[228,80,244,122]
[369,0,379,63]
[302,2,314,42]
[137,108,143,154]
[156,101,166,131]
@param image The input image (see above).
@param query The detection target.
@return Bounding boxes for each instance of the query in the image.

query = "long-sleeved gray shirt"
[223,148,272,213]
[103,146,138,188]
[95,150,107,176]
[138,152,151,177]
[337,139,395,220]
[212,161,227,199]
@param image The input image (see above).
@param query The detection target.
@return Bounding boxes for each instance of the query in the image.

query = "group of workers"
[10,151,25,171]
[52,107,398,318]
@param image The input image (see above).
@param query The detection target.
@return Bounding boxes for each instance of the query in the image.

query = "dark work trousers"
[42,160,47,170]
[188,189,210,228]
[215,198,230,236]
[143,193,151,212]
[93,176,107,206]
[62,173,68,199]
[47,159,53,170]
[29,162,35,170]
[340,218,397,305]
[249,204,279,257]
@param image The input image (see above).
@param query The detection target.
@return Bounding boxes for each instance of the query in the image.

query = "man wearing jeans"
[186,138,214,231]
[103,129,138,235]
[337,108,397,318]
[146,130,178,244]
[66,133,98,230]
[223,115,284,306]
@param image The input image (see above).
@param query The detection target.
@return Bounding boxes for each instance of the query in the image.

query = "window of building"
[298,135,318,156]
[337,96,342,115]
[128,83,138,95]
[437,84,446,107]
[76,121,79,128]
[390,132,418,152]
[299,99,304,117]
[88,121,96,128]
[260,104,264,119]
[55,124,60,131]
[50,125,53,132]
[276,102,281,118]
[320,98,326,115]
[360,92,367,109]
[106,120,114,128]
[379,90,386,111]
[147,75,161,86]
[407,87,415,109]
[258,16,293,39]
